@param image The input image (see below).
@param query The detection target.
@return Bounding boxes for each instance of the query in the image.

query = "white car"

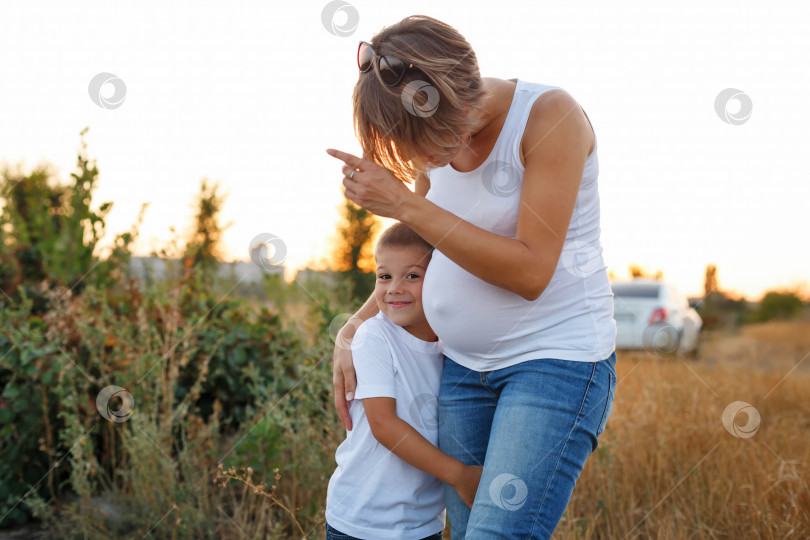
[611,279,702,355]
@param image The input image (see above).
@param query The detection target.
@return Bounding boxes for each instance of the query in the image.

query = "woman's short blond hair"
[352,15,487,182]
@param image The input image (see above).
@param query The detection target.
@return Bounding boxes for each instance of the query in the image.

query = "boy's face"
[374,246,436,341]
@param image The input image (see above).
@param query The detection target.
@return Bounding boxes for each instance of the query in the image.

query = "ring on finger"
[349,170,356,179]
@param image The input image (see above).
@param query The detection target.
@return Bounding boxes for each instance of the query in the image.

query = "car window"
[668,285,688,309]
[611,283,661,298]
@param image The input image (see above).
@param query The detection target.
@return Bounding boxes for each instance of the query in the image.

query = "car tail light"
[649,307,667,324]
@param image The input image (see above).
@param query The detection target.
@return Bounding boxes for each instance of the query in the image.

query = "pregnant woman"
[328,15,617,539]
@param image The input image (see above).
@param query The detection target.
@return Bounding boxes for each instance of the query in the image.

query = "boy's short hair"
[374,223,433,260]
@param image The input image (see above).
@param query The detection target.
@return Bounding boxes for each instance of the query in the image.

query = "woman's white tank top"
[422,79,616,370]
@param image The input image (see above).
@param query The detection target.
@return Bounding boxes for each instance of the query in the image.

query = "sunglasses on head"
[357,41,414,87]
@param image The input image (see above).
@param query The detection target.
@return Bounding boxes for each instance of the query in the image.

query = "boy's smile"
[374,246,437,342]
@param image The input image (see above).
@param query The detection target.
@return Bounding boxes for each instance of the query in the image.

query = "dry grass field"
[553,319,810,539]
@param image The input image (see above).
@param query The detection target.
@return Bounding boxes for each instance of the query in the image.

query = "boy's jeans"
[439,353,617,539]
[325,523,443,540]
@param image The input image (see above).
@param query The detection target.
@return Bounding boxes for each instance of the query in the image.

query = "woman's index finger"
[326,148,363,168]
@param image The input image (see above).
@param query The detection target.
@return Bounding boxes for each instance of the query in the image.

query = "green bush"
[0,130,112,305]
[752,290,805,322]
[698,291,752,330]
[1,133,346,536]
[1,269,343,536]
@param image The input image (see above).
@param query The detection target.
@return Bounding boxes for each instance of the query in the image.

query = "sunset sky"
[1,0,808,300]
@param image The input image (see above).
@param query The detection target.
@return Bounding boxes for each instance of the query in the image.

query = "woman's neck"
[470,78,516,141]
[448,78,517,172]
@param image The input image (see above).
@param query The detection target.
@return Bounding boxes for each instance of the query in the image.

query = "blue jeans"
[438,353,616,539]
[325,523,444,540]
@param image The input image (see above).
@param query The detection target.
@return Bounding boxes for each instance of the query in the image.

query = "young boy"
[325,223,481,540]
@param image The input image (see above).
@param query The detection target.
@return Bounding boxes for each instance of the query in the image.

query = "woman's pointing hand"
[327,148,413,219]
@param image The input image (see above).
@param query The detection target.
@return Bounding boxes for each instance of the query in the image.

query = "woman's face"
[426,148,461,168]
[425,131,471,168]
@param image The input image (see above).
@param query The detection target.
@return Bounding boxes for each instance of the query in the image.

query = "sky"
[1,0,808,300]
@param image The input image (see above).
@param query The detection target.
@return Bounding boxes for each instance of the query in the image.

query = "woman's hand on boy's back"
[333,295,381,431]
[334,326,358,431]
[452,464,483,509]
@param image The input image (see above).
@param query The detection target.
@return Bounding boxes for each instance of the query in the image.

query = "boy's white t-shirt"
[326,312,445,540]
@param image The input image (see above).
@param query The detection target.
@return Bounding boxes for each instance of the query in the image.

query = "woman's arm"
[329,90,593,301]
[333,293,379,430]
[363,397,483,508]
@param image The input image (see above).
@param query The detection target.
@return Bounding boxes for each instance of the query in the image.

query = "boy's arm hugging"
[363,397,482,508]
[351,317,483,509]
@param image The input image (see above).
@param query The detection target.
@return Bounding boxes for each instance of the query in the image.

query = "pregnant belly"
[422,251,535,361]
